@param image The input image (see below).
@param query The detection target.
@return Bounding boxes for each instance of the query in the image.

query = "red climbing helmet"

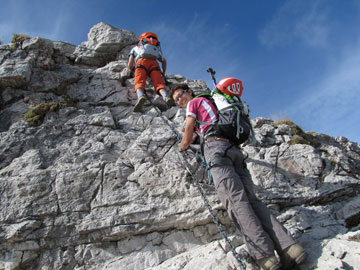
[216,77,244,96]
[138,32,158,46]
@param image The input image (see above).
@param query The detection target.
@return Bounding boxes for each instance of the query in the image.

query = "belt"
[204,136,229,143]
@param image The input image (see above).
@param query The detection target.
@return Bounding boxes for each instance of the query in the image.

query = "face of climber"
[172,88,193,108]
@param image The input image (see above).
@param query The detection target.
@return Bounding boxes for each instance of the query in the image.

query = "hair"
[170,83,194,98]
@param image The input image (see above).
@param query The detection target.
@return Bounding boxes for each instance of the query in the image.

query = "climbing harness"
[135,64,161,76]
[144,93,247,270]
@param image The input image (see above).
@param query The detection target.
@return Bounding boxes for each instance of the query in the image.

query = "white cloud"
[258,0,330,49]
[147,14,243,87]
[285,39,360,142]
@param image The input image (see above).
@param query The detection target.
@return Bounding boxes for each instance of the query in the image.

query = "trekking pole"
[206,67,217,87]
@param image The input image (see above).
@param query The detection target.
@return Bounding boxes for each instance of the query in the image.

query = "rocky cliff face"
[1,22,360,270]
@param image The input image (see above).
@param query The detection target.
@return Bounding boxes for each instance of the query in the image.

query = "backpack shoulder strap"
[195,93,213,99]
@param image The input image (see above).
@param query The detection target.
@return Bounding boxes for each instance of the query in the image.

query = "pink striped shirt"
[186,97,218,134]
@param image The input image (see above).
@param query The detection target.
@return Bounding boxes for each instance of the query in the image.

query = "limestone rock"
[0,58,32,88]
[74,22,137,66]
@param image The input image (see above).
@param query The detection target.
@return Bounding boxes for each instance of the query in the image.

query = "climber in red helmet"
[170,79,306,270]
[128,32,174,112]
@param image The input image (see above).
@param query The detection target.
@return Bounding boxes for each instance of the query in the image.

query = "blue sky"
[1,0,360,143]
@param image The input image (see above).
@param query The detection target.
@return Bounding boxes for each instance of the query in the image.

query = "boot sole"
[294,251,306,264]
[133,98,147,112]
[166,99,175,107]
[282,251,306,269]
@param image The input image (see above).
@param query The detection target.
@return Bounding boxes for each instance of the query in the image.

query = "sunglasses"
[175,89,188,104]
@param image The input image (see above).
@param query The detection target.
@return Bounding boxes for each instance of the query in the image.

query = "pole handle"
[206,67,217,87]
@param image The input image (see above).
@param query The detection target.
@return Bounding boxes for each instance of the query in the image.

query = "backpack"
[195,76,253,185]
[137,32,162,60]
[197,90,252,145]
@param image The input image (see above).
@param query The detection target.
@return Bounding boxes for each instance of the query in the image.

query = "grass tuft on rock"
[10,33,31,50]
[273,119,321,147]
[273,119,304,136]
[348,233,360,242]
[289,135,310,145]
[23,102,64,126]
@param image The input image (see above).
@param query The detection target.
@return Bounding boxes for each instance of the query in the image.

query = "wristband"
[178,143,183,152]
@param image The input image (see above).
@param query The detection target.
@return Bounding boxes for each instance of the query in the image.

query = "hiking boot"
[152,97,168,111]
[238,248,258,268]
[165,97,175,107]
[280,243,306,269]
[257,255,281,270]
[133,96,147,112]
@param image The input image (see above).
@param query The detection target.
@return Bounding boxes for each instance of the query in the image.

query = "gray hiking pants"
[204,140,295,260]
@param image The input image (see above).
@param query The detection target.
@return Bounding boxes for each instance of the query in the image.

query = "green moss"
[11,33,31,44]
[322,134,333,142]
[23,102,63,126]
[289,135,310,145]
[348,233,360,242]
[273,119,304,136]
[305,132,318,140]
[10,33,31,50]
[274,119,322,147]
[306,131,317,136]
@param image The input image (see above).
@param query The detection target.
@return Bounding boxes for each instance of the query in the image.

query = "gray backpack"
[137,38,162,60]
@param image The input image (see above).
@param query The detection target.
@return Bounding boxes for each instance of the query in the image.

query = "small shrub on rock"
[289,135,310,145]
[274,119,321,147]
[23,102,64,126]
[348,233,360,242]
[10,33,31,50]
[274,119,304,136]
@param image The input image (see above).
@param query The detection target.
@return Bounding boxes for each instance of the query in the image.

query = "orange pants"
[134,58,165,92]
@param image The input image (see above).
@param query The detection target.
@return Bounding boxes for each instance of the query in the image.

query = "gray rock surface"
[1,22,360,270]
[73,22,137,67]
